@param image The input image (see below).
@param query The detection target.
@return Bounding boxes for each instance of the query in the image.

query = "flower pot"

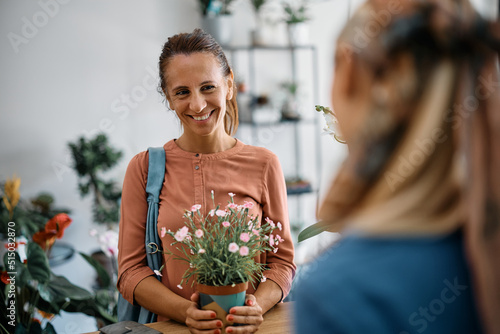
[287,22,310,46]
[202,16,233,47]
[197,281,248,333]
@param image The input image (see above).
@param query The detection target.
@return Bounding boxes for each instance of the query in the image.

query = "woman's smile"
[190,110,214,122]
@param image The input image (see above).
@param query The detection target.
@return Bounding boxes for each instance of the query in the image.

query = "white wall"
[0,0,349,331]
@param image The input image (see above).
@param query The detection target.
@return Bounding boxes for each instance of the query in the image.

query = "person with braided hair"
[294,1,500,333]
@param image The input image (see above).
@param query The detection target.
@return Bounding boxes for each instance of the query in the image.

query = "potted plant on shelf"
[159,191,283,332]
[282,0,310,46]
[198,0,237,46]
[249,0,268,46]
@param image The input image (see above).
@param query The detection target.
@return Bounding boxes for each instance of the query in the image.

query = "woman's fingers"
[225,294,263,333]
[186,301,222,333]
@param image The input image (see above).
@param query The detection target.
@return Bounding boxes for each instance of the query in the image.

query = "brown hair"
[158,28,238,136]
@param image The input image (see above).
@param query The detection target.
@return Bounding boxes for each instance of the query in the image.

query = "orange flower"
[1,271,10,285]
[32,230,57,251]
[45,213,72,239]
[37,309,55,320]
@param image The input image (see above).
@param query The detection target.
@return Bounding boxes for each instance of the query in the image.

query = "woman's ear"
[226,70,234,100]
[164,90,174,109]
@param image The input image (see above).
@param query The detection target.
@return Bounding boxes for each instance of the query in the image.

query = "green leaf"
[42,322,56,334]
[26,242,50,284]
[38,274,93,304]
[79,252,111,288]
[297,222,329,243]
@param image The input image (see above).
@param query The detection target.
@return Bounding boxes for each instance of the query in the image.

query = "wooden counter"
[87,302,293,334]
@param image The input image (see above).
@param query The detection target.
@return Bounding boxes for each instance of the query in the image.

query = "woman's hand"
[225,294,264,334]
[186,292,224,334]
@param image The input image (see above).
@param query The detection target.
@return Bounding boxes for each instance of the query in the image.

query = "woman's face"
[164,52,233,138]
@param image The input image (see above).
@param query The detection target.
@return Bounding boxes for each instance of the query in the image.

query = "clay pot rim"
[196,281,248,295]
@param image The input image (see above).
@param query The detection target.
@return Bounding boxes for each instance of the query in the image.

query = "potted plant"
[68,133,122,230]
[159,191,283,332]
[0,176,114,333]
[280,81,302,120]
[282,0,310,46]
[67,133,122,323]
[249,0,268,45]
[198,0,237,46]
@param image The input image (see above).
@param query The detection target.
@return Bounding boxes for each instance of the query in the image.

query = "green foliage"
[164,194,281,288]
[68,133,122,226]
[297,221,329,242]
[1,242,113,333]
[0,189,70,237]
[250,0,267,12]
[283,1,309,24]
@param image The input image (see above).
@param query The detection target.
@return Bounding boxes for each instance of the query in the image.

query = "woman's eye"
[175,90,189,96]
[202,85,216,91]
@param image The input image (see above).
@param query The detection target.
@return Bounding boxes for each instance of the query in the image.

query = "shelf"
[226,45,316,51]
[286,187,314,195]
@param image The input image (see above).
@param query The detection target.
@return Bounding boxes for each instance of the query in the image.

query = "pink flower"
[191,204,201,212]
[228,242,239,253]
[154,270,162,277]
[276,235,285,243]
[216,209,227,217]
[227,203,238,209]
[252,229,260,236]
[261,276,267,282]
[174,226,189,242]
[228,192,235,197]
[269,234,275,247]
[243,201,254,209]
[195,229,204,238]
[239,233,250,243]
[209,209,215,217]
[177,284,183,290]
[198,248,206,254]
[265,217,276,228]
[273,248,278,253]
[222,221,230,227]
[277,222,282,231]
[160,227,167,238]
[239,246,249,256]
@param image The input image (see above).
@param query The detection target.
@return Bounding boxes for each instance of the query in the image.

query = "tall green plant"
[68,133,122,227]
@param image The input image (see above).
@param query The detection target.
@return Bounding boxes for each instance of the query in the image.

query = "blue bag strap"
[145,147,165,283]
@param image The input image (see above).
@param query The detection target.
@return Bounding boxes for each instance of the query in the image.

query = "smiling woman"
[117,29,296,334]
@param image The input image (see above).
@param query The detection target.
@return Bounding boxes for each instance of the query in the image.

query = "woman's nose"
[189,93,206,114]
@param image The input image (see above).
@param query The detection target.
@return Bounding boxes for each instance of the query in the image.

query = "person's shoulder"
[241,143,278,160]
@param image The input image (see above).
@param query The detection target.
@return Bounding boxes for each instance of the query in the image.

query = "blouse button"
[195,153,199,157]
[195,165,199,170]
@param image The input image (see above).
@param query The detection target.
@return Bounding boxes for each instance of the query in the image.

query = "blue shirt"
[293,230,483,334]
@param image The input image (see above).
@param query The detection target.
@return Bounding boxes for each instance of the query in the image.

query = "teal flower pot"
[197,281,248,333]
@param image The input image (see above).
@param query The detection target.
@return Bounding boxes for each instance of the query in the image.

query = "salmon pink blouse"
[117,139,296,321]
